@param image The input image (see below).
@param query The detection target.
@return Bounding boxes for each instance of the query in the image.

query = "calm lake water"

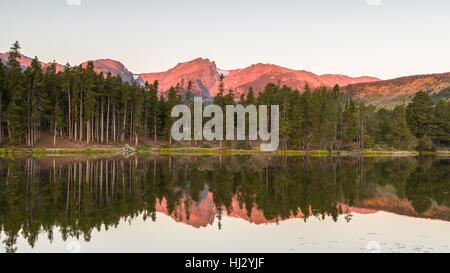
[0,155,449,253]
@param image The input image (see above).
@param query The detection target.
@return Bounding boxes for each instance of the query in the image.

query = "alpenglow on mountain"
[2,52,449,107]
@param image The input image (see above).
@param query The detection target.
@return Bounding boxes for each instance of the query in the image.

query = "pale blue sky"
[0,0,449,79]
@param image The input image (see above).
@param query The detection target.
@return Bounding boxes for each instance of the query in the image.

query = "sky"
[0,0,449,80]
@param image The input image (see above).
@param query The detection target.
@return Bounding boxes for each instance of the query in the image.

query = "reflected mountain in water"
[0,155,449,252]
[156,189,379,228]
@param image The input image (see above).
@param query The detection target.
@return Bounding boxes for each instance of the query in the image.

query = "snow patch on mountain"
[217,69,229,77]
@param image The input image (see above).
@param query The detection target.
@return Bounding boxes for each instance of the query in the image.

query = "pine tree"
[245,87,256,106]
[103,72,113,143]
[43,63,58,131]
[7,41,21,68]
[289,90,303,149]
[406,91,433,138]
[0,61,6,143]
[71,66,81,142]
[165,86,180,144]
[343,99,357,148]
[110,75,122,143]
[300,85,312,149]
[309,87,326,148]
[131,82,144,146]
[390,105,416,150]
[62,63,73,140]
[375,108,392,145]
[278,85,292,149]
[214,75,225,108]
[431,99,450,146]
[24,57,48,147]
[184,80,194,106]
[145,81,160,143]
[239,93,246,105]
[224,88,235,105]
[331,85,343,150]
[358,104,377,149]
[4,41,26,144]
[52,101,63,147]
[82,62,97,144]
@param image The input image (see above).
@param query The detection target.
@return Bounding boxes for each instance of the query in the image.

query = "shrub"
[416,136,437,152]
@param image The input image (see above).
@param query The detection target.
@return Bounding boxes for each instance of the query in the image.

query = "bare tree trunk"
[101,97,104,143]
[86,120,90,145]
[113,105,116,143]
[339,108,343,151]
[130,105,133,143]
[68,84,72,141]
[334,102,337,150]
[118,111,121,143]
[27,84,32,148]
[95,106,99,143]
[80,88,83,142]
[106,97,109,144]
[154,114,157,144]
[91,117,94,144]
[74,118,78,142]
[135,131,138,147]
[6,121,10,139]
[0,91,2,143]
[98,105,100,143]
[54,122,57,148]
[121,108,126,143]
[100,159,103,204]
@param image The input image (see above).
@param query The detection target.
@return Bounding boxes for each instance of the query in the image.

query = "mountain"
[221,63,330,97]
[0,52,65,72]
[140,58,220,98]
[155,187,378,228]
[343,72,450,108]
[80,59,142,84]
[0,53,143,84]
[140,59,381,97]
[220,64,380,97]
[1,51,381,98]
[154,185,450,229]
[320,74,380,87]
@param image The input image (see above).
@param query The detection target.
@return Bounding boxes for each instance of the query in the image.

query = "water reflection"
[0,155,449,253]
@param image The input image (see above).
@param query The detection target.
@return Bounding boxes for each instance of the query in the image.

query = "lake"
[0,155,449,253]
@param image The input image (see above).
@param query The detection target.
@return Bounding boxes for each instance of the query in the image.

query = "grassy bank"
[1,147,448,157]
[0,148,116,157]
[31,148,116,156]
[150,148,428,157]
[156,148,307,155]
[0,148,28,156]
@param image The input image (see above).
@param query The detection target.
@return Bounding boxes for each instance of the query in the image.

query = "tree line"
[0,41,449,150]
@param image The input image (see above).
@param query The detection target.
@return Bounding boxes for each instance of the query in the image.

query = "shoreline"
[1,147,449,157]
